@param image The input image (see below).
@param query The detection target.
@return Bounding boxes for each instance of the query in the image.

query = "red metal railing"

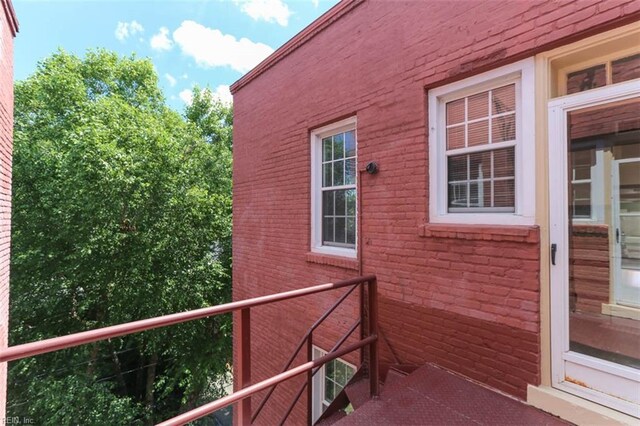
[252,283,358,423]
[280,318,362,425]
[0,274,378,425]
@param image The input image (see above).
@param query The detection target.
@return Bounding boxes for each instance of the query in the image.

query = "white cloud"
[181,73,189,80]
[213,85,233,104]
[179,89,194,105]
[179,85,232,106]
[165,73,177,87]
[234,0,291,26]
[173,20,274,74]
[150,27,174,52]
[311,0,319,7]
[115,20,144,42]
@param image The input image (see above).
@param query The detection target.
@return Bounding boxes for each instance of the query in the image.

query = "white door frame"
[548,80,640,417]
[612,157,640,308]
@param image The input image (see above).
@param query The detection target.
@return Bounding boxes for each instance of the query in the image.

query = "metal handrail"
[0,274,379,426]
[251,284,359,422]
[0,275,375,363]
[279,318,361,426]
[157,335,377,426]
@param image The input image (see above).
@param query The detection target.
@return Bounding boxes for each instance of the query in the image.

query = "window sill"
[418,223,539,243]
[306,252,359,270]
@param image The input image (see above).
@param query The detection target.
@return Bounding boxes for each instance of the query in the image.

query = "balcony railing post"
[237,308,252,425]
[306,333,313,426]
[359,284,366,367]
[368,278,379,397]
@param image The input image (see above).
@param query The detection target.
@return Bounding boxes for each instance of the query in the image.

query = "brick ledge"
[418,223,539,243]
[306,252,359,270]
[572,223,608,236]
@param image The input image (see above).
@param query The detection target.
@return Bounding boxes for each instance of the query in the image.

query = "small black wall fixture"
[365,161,379,175]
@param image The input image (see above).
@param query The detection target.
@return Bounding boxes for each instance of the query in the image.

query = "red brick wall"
[0,0,16,420]
[232,1,640,423]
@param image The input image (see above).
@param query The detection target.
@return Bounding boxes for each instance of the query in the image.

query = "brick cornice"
[1,0,18,37]
[230,0,364,95]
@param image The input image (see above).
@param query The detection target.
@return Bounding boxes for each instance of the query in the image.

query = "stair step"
[343,375,371,410]
[384,366,408,387]
[380,364,417,397]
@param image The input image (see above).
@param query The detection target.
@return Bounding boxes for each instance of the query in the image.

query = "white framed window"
[428,58,536,225]
[311,117,357,258]
[569,145,606,223]
[311,347,356,423]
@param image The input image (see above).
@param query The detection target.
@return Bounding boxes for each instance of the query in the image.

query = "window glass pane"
[468,120,489,146]
[493,147,515,178]
[335,217,346,243]
[345,158,356,185]
[492,84,515,114]
[448,154,467,182]
[324,377,335,401]
[346,365,355,381]
[345,130,356,157]
[326,360,334,378]
[333,133,344,160]
[323,163,332,187]
[335,190,346,216]
[346,218,356,245]
[573,182,591,200]
[335,362,347,386]
[566,100,640,370]
[569,100,639,140]
[323,137,333,162]
[469,182,483,207]
[572,149,593,166]
[469,150,491,180]
[448,182,467,209]
[323,191,334,216]
[612,53,640,84]
[494,179,515,208]
[572,149,594,181]
[333,161,344,186]
[346,189,356,216]
[447,125,465,150]
[322,217,334,243]
[446,99,465,125]
[492,114,516,142]
[566,64,606,94]
[574,166,591,181]
[573,204,591,218]
[468,91,489,120]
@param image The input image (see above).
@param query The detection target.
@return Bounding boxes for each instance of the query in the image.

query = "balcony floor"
[334,364,569,425]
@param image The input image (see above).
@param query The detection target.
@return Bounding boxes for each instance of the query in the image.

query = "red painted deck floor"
[333,364,570,425]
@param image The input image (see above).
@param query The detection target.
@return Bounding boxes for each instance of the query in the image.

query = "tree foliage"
[9,49,233,424]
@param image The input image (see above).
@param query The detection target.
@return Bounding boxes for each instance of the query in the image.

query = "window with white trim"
[311,117,357,257]
[311,347,356,423]
[428,58,536,225]
[571,148,594,219]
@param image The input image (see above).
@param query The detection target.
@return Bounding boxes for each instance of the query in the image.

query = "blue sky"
[13,0,338,110]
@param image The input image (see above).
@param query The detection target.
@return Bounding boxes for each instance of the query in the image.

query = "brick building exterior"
[231,1,639,424]
[0,0,18,420]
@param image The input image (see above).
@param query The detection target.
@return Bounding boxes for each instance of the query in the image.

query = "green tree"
[9,49,233,425]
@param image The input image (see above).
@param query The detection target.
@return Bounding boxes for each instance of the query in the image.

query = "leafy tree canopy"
[10,49,233,425]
